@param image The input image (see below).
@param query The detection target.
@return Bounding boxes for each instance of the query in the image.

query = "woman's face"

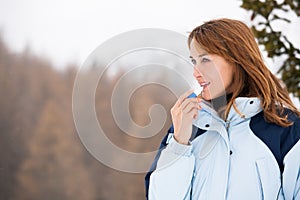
[189,38,234,100]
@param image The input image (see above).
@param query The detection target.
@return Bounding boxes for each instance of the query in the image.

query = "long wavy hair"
[188,18,299,127]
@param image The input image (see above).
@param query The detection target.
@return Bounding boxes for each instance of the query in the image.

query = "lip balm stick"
[187,87,203,98]
[194,87,203,97]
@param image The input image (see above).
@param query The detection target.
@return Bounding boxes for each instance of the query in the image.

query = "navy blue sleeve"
[250,109,300,173]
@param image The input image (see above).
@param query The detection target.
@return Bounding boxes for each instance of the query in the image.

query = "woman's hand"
[170,89,201,145]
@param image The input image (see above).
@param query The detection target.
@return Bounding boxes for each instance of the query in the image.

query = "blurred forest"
[0,35,178,200]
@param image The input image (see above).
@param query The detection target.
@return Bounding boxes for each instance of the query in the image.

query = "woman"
[145,18,300,200]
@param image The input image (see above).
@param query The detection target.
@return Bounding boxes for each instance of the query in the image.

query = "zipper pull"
[225,120,230,131]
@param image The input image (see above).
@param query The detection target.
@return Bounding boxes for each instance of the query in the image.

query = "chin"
[201,92,212,100]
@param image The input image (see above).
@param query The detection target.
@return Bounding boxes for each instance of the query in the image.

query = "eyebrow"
[189,53,208,59]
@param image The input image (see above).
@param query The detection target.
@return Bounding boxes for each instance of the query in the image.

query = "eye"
[190,58,197,65]
[201,57,210,63]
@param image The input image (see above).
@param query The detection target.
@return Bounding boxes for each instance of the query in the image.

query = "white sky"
[0,0,250,69]
[0,0,299,106]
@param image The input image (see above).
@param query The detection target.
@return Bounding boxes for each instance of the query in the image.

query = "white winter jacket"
[146,97,300,200]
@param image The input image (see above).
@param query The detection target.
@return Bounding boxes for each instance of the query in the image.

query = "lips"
[199,81,211,88]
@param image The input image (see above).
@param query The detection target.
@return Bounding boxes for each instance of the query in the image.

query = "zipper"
[225,119,231,199]
[225,120,230,132]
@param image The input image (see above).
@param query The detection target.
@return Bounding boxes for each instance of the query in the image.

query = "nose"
[193,66,203,78]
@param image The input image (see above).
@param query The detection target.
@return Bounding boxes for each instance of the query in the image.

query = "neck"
[208,93,233,112]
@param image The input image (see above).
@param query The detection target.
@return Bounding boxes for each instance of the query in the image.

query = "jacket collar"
[226,97,262,125]
[198,97,262,126]
[192,97,262,152]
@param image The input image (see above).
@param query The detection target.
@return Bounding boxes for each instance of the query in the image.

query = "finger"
[174,89,195,107]
[181,98,201,111]
[193,109,198,119]
[186,107,199,119]
[196,96,201,104]
[182,101,201,114]
[182,89,195,99]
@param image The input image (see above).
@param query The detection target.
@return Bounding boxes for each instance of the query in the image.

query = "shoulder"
[250,108,300,141]
[250,108,300,172]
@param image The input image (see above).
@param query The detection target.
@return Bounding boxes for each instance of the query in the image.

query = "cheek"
[209,64,234,88]
[221,68,234,87]
[206,66,224,82]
